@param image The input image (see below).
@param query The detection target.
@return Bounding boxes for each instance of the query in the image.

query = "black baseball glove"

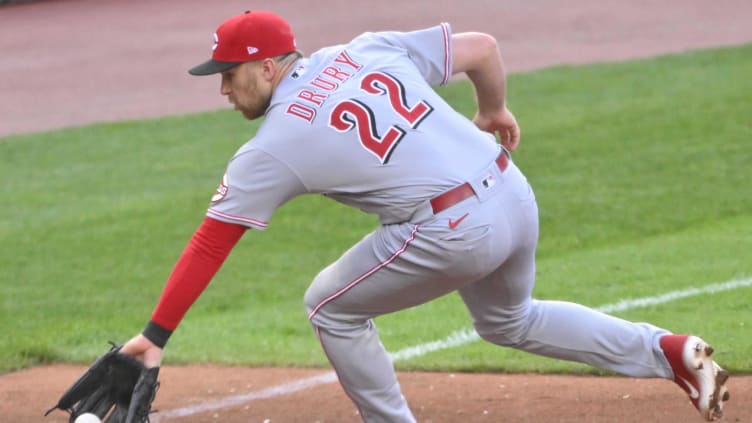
[45,343,160,423]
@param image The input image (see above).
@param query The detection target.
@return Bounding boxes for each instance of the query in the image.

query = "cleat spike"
[705,345,714,356]
[722,391,730,401]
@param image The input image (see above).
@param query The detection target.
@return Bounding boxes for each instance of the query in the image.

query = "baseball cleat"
[660,334,730,421]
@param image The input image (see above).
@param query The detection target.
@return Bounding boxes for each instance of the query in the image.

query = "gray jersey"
[208,23,500,228]
[198,18,706,423]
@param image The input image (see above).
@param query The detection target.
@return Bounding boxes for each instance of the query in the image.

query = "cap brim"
[188,59,243,76]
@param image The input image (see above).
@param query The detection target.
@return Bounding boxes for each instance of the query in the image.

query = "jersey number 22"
[329,72,433,164]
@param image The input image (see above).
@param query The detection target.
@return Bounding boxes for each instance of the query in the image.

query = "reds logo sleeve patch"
[211,173,229,203]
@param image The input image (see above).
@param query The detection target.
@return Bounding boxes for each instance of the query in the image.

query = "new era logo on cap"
[189,10,297,76]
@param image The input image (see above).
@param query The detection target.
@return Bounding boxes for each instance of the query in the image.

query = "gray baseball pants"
[305,158,673,422]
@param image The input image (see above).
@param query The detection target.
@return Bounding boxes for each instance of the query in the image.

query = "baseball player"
[118,10,730,422]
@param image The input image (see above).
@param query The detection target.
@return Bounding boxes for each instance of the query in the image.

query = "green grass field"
[1,44,750,375]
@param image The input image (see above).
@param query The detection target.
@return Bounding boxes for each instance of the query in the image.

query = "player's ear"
[261,58,277,81]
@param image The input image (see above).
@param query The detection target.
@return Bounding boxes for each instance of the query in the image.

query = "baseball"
[74,413,102,423]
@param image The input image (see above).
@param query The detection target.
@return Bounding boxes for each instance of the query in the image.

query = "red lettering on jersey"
[329,99,405,164]
[310,76,338,91]
[327,72,432,164]
[286,102,316,123]
[322,66,351,82]
[287,50,363,124]
[361,72,433,128]
[334,50,362,71]
[297,89,328,107]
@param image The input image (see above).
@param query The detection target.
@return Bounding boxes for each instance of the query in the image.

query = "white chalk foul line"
[157,372,339,419]
[154,276,751,420]
[596,277,752,313]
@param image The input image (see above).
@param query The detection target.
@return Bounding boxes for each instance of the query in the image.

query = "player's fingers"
[510,124,520,149]
[496,130,507,148]
[501,125,519,151]
[497,127,507,144]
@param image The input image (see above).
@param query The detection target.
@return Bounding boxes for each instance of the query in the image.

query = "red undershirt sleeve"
[142,216,246,348]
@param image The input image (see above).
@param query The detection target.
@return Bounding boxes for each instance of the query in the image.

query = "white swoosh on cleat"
[679,376,700,399]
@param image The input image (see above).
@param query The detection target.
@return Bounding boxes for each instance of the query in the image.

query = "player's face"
[221,62,273,120]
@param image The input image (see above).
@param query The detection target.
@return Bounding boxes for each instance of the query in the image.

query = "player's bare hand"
[473,107,520,151]
[120,333,163,368]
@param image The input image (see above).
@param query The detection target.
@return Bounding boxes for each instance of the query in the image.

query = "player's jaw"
[221,62,273,120]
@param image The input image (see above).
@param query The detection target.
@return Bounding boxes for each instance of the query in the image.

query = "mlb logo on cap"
[189,10,297,76]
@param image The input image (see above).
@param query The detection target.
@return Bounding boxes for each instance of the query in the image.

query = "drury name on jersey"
[285,50,362,123]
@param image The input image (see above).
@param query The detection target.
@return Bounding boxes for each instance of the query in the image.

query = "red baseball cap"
[188,10,296,76]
